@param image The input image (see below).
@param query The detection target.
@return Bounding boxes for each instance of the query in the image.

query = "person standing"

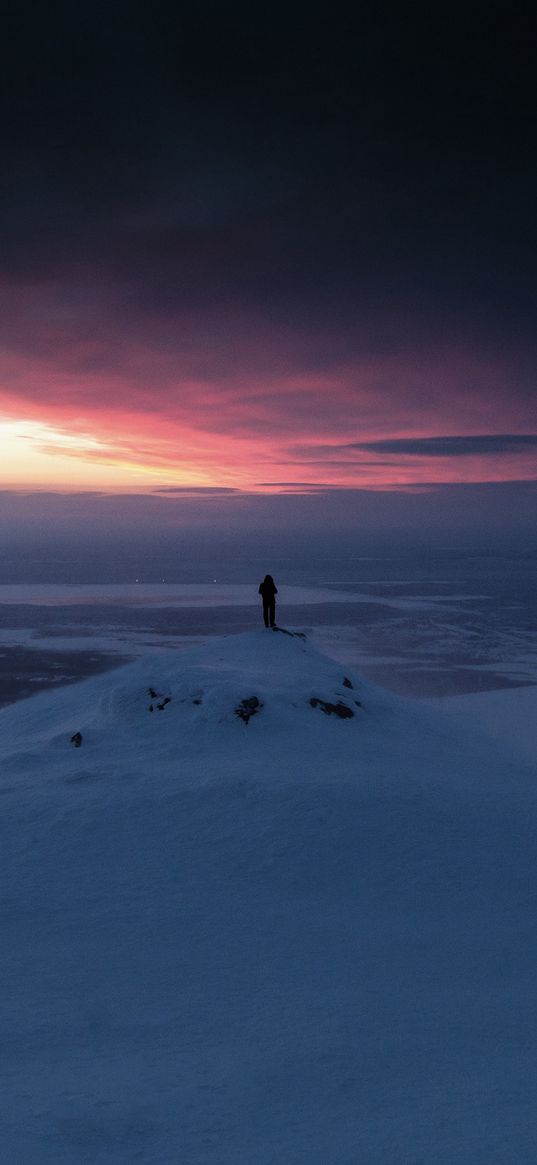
[258,574,278,628]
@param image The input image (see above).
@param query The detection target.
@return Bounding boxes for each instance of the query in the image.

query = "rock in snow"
[1,629,536,1163]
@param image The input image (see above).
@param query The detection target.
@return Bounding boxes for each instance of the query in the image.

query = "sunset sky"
[2,2,536,503]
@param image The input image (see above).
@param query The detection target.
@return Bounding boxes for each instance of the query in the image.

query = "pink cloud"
[1,269,536,490]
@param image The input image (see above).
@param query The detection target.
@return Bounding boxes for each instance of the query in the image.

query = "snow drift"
[1,629,536,1163]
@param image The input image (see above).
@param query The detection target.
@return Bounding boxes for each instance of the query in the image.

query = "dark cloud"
[2,3,536,324]
[255,482,339,488]
[153,487,241,495]
[350,435,537,457]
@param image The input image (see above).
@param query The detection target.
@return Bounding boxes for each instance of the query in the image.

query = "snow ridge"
[1,630,536,1163]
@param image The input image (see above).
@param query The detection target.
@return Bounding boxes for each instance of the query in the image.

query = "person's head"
[264,574,274,583]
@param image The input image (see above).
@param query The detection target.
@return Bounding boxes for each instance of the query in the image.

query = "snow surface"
[1,629,537,1163]
[423,685,537,767]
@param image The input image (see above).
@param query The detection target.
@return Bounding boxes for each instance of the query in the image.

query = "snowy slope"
[423,684,537,767]
[1,629,536,1164]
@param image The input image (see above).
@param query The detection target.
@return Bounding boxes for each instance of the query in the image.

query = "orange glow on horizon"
[1,338,536,494]
[1,410,536,495]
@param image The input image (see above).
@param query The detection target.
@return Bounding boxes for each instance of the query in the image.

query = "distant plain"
[1,548,535,708]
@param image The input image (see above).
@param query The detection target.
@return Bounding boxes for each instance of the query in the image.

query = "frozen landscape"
[1,626,536,1162]
[3,0,537,1157]
[1,546,536,706]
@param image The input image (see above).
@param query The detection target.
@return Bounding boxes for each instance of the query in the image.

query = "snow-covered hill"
[1,630,536,1163]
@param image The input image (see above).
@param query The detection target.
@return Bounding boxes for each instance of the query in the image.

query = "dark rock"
[70,731,83,747]
[309,698,354,719]
[342,677,353,689]
[235,696,263,724]
[157,697,171,710]
[148,687,158,699]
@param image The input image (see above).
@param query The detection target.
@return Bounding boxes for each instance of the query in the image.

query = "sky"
[1,2,536,523]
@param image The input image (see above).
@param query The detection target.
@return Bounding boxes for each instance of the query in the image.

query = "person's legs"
[269,600,276,627]
[263,601,270,628]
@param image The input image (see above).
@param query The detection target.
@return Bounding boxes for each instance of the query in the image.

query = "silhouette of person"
[258,574,278,628]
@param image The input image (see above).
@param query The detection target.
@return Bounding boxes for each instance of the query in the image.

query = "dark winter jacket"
[258,576,278,599]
